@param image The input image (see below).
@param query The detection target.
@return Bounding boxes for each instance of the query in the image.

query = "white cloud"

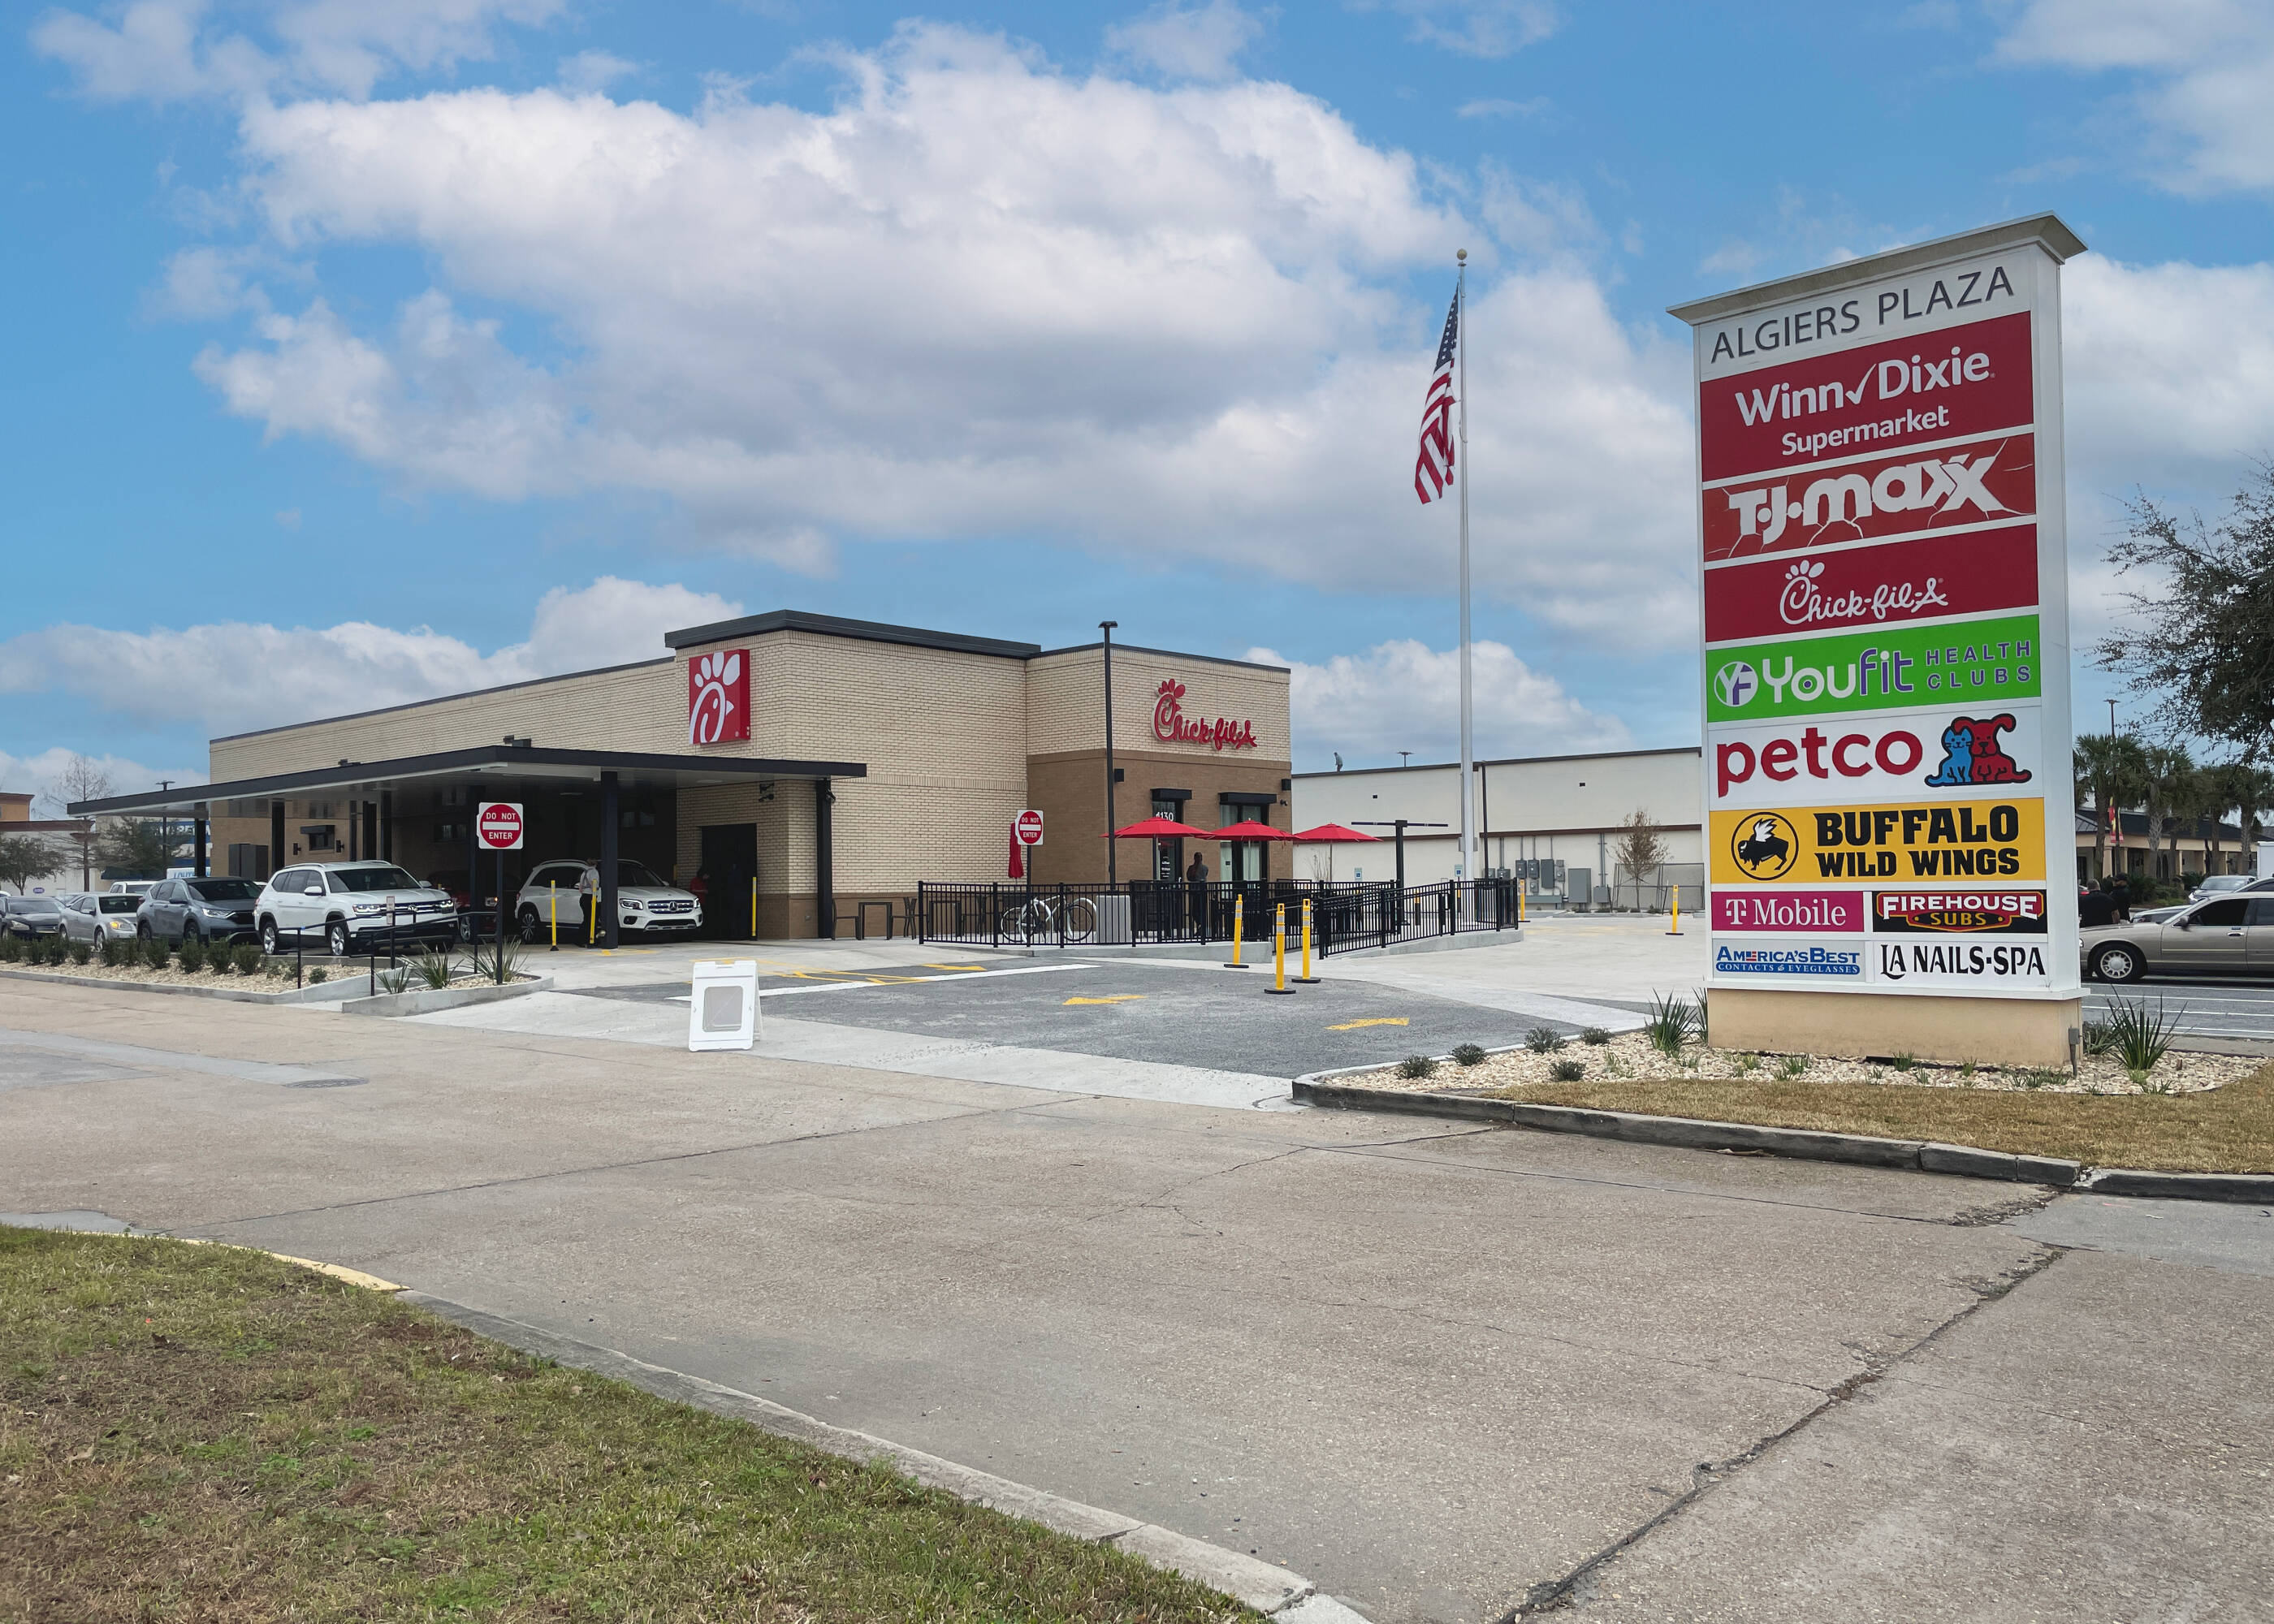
[1104,0,1263,81]
[1253,637,1631,770]
[33,0,566,103]
[556,47,635,93]
[1357,0,1559,58]
[1456,96,1547,119]
[0,577,741,739]
[1994,0,2274,194]
[154,28,1697,637]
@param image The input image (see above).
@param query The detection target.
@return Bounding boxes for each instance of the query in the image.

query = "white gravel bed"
[1345,1029,2258,1098]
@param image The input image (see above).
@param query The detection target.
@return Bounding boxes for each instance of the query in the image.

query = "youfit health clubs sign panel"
[1671,218,2084,1001]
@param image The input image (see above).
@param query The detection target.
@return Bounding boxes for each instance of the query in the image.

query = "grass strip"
[1487,1057,2274,1172]
[0,1226,1254,1622]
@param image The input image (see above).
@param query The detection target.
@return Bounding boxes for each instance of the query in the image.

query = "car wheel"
[2091,943,2146,984]
[260,919,280,956]
[136,919,152,939]
[517,908,543,946]
[326,919,351,958]
[457,914,478,944]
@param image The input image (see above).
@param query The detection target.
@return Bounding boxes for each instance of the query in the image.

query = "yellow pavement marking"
[923,964,988,972]
[176,1237,402,1292]
[1065,994,1146,1005]
[1327,1017,1409,1030]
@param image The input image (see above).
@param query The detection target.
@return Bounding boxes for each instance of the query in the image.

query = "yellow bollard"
[587,887,597,947]
[1667,884,1682,936]
[1266,902,1295,994]
[1518,883,1526,924]
[1295,895,1320,983]
[548,883,558,952]
[1222,893,1248,968]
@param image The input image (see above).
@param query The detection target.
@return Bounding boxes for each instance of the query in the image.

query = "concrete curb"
[1292,1074,2274,1204]
[338,974,550,1018]
[397,1293,1368,1621]
[0,965,347,1004]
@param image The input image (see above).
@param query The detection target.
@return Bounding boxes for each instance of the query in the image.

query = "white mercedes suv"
[513,858,703,944]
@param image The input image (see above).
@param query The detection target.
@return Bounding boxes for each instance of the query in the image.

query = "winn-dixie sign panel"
[1707,615,2041,723]
[1700,311,2032,482]
[1709,799,2047,884]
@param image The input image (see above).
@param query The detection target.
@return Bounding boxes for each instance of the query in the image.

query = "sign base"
[1709,987,2080,1069]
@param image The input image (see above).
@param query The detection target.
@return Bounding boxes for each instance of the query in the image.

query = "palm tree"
[2139,741,2199,883]
[2073,733,2147,880]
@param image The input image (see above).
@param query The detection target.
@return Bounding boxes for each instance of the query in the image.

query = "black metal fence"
[914,878,1520,958]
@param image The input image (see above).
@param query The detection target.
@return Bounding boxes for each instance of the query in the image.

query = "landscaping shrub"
[67,942,93,966]
[2105,998,2182,1073]
[1524,1026,1566,1054]
[1396,1054,1437,1080]
[176,939,207,974]
[141,939,170,970]
[1888,1052,1917,1073]
[40,938,69,967]
[0,935,22,964]
[1580,1026,1610,1046]
[309,966,327,984]
[98,936,128,968]
[2081,1018,2116,1058]
[413,946,458,989]
[1775,1054,1808,1080]
[1644,991,1699,1054]
[1550,1059,1585,1082]
[231,944,263,975]
[1450,1043,1488,1067]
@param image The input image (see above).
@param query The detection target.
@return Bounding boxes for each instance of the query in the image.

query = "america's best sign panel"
[1672,220,2083,999]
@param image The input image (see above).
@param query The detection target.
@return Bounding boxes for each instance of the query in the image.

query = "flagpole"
[1455,248,1474,913]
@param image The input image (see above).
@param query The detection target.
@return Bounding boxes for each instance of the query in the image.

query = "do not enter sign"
[1014,810,1044,847]
[477,802,525,851]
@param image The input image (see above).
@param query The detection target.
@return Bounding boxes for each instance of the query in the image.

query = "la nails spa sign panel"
[1670,217,2085,1001]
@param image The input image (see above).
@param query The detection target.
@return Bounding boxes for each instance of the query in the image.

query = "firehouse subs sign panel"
[1676,218,2084,998]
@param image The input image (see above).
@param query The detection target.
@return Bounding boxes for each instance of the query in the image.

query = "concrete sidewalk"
[9,979,2268,1621]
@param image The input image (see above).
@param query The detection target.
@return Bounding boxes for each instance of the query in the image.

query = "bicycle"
[1005,892,1098,945]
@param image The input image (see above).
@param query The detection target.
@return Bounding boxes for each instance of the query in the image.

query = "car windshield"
[13,896,61,915]
[615,862,668,888]
[328,866,423,893]
[187,879,261,901]
[98,896,141,914]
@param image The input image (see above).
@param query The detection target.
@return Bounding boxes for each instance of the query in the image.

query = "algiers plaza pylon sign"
[1669,215,2087,1068]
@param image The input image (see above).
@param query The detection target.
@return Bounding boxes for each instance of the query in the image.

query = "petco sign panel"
[1673,218,2082,1001]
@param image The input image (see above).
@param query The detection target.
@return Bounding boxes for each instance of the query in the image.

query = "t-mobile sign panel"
[1671,217,2084,1002]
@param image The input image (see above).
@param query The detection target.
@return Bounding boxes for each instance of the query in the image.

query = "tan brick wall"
[210,659,683,782]
[1027,646,1289,761]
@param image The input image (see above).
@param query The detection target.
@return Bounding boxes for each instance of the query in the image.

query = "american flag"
[1414,287,1459,504]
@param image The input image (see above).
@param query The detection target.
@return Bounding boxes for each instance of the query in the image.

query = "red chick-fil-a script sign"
[1153,679,1257,751]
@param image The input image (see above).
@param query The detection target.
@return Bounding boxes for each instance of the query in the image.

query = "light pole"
[2108,697,2118,736]
[1399,752,1412,769]
[1100,620,1119,886]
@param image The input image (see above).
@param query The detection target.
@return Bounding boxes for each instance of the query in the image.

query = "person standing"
[1185,851,1208,937]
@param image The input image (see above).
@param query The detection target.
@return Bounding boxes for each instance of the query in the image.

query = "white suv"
[257,862,459,958]
[514,859,703,944]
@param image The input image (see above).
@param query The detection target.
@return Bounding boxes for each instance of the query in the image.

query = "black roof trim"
[666,609,1041,659]
[1292,745,1701,780]
[71,745,866,817]
[210,656,676,745]
[1031,641,1290,673]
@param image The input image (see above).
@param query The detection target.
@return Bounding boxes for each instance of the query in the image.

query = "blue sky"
[5,0,2272,800]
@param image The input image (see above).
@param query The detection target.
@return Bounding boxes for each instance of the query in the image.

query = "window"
[331,866,421,892]
[99,896,141,915]
[2190,898,2249,927]
[186,879,261,902]
[613,861,667,888]
[2248,899,2274,927]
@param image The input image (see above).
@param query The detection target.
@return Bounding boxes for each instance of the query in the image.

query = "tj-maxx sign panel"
[1675,218,2082,1003]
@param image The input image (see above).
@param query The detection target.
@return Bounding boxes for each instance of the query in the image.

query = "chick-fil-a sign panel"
[1701,526,2038,643]
[1153,679,1258,751]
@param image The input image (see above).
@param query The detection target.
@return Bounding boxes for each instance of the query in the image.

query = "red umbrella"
[1292,821,1378,882]
[1104,815,1214,840]
[1204,819,1297,841]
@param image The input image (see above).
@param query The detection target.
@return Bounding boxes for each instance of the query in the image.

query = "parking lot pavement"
[2085,978,2274,1047]
[11,982,2205,1624]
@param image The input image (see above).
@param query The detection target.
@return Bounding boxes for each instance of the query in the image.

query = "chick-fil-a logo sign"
[688,649,750,745]
[1154,679,1258,752]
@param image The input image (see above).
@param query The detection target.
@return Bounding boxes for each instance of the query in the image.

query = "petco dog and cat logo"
[687,648,750,745]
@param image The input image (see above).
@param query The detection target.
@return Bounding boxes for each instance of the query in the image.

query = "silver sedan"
[2082,892,2274,983]
[58,892,145,946]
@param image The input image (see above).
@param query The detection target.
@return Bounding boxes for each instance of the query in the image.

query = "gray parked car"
[136,876,262,946]
[58,892,144,946]
[2,893,67,940]
[2082,893,2274,983]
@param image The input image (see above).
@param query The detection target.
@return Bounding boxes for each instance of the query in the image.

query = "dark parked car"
[136,876,263,946]
[2,893,67,939]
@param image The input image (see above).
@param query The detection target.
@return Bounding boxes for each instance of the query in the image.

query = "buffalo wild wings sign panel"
[1672,218,2083,999]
